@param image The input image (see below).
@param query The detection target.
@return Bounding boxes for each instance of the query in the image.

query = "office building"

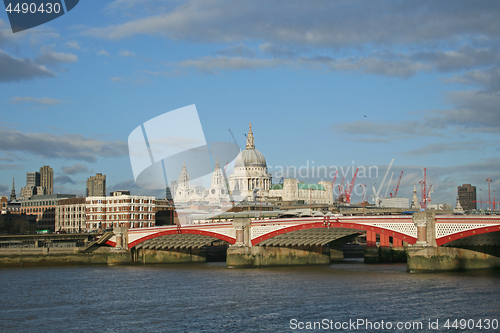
[86,173,106,197]
[39,166,54,195]
[458,184,476,211]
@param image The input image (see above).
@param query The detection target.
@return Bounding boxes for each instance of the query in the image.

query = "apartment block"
[55,197,87,233]
[85,191,155,231]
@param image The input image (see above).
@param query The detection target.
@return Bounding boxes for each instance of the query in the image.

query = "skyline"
[1,1,499,205]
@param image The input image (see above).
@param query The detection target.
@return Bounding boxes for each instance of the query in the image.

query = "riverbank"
[0,247,131,268]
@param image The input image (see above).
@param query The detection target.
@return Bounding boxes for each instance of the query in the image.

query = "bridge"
[103,213,500,271]
[106,214,500,250]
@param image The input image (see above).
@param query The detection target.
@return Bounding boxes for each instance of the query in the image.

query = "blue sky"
[1,0,499,206]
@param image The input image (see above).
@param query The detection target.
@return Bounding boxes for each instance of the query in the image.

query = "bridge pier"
[227,219,331,267]
[407,212,500,272]
[363,230,407,264]
[227,245,331,268]
[131,247,206,264]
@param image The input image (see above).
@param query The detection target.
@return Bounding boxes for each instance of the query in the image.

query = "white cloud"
[37,48,78,65]
[10,96,66,106]
[65,41,81,50]
[97,49,110,56]
[119,49,136,57]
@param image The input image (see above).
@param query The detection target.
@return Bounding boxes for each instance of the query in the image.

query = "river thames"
[0,260,499,332]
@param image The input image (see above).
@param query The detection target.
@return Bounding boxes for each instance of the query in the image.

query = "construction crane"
[228,129,241,150]
[391,171,403,197]
[371,158,394,206]
[222,162,234,206]
[384,171,394,198]
[332,171,338,200]
[345,168,359,204]
[427,184,433,208]
[486,177,493,210]
[419,168,427,210]
[338,175,346,202]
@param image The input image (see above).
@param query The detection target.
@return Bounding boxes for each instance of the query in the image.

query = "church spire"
[10,175,16,202]
[246,123,255,149]
[410,184,420,209]
[454,195,464,214]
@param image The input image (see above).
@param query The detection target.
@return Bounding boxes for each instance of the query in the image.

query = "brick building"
[20,194,76,232]
[85,191,155,231]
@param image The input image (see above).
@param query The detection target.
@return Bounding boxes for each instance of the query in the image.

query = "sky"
[0,0,499,207]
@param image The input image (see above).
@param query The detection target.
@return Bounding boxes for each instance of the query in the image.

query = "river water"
[0,260,499,332]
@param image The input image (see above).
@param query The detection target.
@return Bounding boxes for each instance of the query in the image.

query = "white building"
[55,197,86,233]
[85,191,155,231]
[379,197,410,208]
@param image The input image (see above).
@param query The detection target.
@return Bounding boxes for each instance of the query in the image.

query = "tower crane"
[419,168,427,210]
[384,172,394,198]
[337,175,346,202]
[371,158,394,206]
[345,168,359,204]
[391,171,403,197]
[332,171,338,200]
[427,184,433,208]
[228,129,241,150]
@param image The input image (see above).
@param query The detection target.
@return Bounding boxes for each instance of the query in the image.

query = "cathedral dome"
[234,123,267,168]
[234,148,267,168]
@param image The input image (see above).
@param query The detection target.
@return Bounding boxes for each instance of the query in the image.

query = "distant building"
[85,191,155,231]
[55,197,86,233]
[21,171,41,199]
[27,171,41,187]
[39,166,54,195]
[379,197,410,209]
[458,184,476,211]
[428,203,452,211]
[20,193,76,232]
[20,186,36,199]
[269,179,333,204]
[86,173,106,197]
[1,196,8,214]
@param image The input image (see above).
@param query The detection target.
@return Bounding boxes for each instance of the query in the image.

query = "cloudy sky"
[1,0,499,206]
